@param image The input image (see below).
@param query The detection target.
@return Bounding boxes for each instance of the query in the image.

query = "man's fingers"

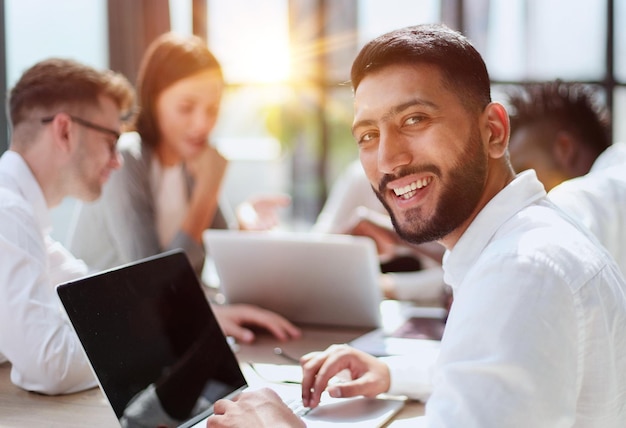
[301,345,352,408]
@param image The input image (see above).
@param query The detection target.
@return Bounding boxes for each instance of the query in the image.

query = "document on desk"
[350,301,445,357]
[241,363,406,428]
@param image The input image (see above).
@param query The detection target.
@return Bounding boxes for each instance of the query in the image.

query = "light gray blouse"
[67,132,229,275]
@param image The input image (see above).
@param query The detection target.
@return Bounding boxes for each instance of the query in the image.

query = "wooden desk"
[0,361,114,427]
[0,327,424,427]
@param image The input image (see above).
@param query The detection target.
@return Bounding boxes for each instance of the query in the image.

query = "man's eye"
[404,115,423,126]
[358,132,377,144]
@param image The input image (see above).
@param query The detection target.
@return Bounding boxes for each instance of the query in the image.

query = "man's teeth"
[393,177,432,199]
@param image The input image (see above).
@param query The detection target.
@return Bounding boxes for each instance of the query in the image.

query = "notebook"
[203,230,383,328]
[56,250,404,427]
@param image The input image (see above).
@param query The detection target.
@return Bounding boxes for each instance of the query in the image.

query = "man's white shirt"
[385,171,626,427]
[0,151,96,394]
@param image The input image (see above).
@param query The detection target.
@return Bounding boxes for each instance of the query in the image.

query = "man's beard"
[373,129,487,245]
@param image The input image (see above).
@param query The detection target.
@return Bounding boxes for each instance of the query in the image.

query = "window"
[4,0,108,243]
[2,0,623,233]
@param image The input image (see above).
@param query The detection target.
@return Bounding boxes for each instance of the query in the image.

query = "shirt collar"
[442,170,546,288]
[0,150,51,233]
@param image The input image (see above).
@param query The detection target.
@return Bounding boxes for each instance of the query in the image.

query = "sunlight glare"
[209,0,291,84]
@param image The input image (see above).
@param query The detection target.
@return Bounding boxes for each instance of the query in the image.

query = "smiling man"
[206,24,626,428]
[0,58,135,394]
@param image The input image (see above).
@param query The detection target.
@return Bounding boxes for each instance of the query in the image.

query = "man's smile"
[392,176,433,199]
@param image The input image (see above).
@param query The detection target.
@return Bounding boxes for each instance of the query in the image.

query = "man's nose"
[377,130,412,174]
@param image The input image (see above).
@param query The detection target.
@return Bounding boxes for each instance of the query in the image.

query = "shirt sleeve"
[382,354,438,402]
[383,266,446,304]
[0,200,96,394]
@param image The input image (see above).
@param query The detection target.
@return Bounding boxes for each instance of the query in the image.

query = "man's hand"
[212,303,301,344]
[300,344,390,409]
[207,388,306,428]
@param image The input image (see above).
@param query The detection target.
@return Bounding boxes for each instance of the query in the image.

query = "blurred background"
[0,0,624,240]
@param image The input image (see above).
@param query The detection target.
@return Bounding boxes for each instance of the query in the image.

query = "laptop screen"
[57,250,247,427]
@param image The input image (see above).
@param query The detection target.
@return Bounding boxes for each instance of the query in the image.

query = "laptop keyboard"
[285,398,311,417]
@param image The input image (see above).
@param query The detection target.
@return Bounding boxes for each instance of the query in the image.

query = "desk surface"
[0,327,424,427]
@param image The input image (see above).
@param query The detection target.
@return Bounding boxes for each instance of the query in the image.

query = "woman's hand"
[236,194,292,231]
[181,145,228,242]
[212,303,302,344]
[185,144,227,186]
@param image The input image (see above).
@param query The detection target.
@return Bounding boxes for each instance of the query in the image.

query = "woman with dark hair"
[68,32,300,344]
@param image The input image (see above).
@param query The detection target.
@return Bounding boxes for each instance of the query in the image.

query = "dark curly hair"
[507,80,610,156]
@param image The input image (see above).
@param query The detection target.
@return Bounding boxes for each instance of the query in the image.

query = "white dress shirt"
[548,142,626,275]
[385,170,626,427]
[0,151,96,394]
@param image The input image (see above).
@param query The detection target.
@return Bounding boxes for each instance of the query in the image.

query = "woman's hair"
[351,23,492,113]
[133,32,223,147]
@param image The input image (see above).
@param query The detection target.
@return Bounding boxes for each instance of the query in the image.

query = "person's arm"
[380,267,446,302]
[0,204,96,394]
[181,144,227,242]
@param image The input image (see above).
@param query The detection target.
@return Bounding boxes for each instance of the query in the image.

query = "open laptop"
[56,250,404,427]
[203,230,383,328]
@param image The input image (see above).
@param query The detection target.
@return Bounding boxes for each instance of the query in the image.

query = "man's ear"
[49,113,73,153]
[552,131,577,170]
[483,102,510,159]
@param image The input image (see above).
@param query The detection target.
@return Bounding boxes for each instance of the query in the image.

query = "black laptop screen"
[57,250,247,426]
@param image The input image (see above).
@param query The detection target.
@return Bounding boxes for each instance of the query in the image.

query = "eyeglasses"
[41,115,121,141]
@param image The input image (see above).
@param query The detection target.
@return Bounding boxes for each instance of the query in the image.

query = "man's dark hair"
[351,23,492,113]
[507,80,610,156]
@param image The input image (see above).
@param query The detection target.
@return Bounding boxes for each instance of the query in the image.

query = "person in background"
[506,79,618,191]
[0,58,134,394]
[206,24,626,427]
[67,32,300,344]
[507,80,626,274]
